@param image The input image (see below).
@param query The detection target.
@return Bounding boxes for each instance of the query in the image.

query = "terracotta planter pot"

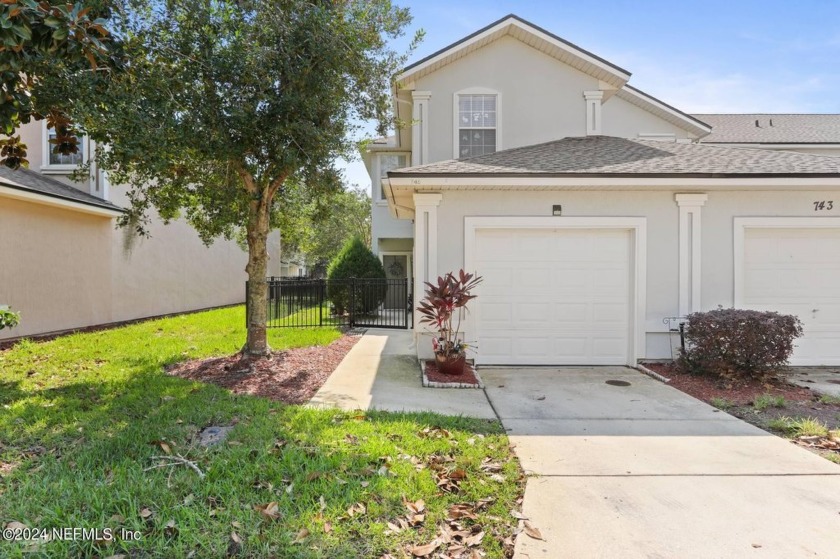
[435,352,466,375]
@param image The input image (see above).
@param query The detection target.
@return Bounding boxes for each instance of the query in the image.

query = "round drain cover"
[605,380,631,387]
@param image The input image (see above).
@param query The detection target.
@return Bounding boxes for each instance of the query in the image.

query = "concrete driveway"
[482,367,840,559]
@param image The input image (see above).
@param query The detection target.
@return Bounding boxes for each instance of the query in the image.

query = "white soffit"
[397,15,631,90]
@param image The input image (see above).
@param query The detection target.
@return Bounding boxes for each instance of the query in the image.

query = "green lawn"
[0,306,522,558]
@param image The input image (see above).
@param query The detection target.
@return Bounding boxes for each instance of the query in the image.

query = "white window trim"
[676,193,707,315]
[452,87,502,159]
[463,216,647,366]
[733,216,840,308]
[374,151,410,206]
[41,121,88,174]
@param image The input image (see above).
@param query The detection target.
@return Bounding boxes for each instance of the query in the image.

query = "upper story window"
[454,89,500,159]
[42,122,85,173]
[377,152,408,201]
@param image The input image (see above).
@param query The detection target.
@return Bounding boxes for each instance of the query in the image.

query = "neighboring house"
[365,14,840,366]
[0,121,282,340]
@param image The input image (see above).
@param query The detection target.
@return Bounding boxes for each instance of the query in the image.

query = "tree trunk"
[244,197,271,357]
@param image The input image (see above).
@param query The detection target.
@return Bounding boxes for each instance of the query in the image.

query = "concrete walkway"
[312,331,840,558]
[482,367,840,559]
[309,329,495,419]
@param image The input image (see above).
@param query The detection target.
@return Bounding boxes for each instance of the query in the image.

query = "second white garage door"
[741,226,840,366]
[473,228,632,365]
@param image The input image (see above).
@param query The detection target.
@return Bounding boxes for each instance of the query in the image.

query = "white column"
[676,193,708,316]
[411,91,431,166]
[583,90,604,135]
[412,193,442,331]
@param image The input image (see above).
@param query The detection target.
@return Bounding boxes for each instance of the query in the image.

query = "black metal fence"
[249,277,411,329]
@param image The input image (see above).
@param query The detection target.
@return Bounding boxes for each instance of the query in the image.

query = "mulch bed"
[423,360,482,388]
[166,333,361,404]
[643,361,840,461]
[644,361,815,405]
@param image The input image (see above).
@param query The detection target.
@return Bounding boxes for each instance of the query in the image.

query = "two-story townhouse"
[0,121,282,340]
[365,14,840,367]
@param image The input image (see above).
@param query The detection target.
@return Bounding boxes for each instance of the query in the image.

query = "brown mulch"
[424,359,481,387]
[166,333,362,404]
[643,361,840,439]
[644,361,815,405]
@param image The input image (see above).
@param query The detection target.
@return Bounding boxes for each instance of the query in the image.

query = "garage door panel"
[743,227,840,365]
[476,228,631,365]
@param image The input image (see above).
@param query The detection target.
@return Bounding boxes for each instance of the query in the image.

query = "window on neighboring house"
[457,94,497,158]
[378,153,408,200]
[43,123,85,171]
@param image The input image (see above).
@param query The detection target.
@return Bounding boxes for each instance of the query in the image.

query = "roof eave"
[396,14,630,89]
[0,182,124,217]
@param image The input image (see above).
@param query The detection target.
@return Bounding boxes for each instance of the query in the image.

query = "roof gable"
[397,14,631,90]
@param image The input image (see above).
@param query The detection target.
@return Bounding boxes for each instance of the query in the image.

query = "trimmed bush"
[678,308,803,382]
[326,238,386,315]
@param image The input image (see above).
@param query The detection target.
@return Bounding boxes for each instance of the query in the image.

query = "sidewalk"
[309,329,496,419]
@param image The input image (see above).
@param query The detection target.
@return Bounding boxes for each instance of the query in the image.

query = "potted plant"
[417,270,483,375]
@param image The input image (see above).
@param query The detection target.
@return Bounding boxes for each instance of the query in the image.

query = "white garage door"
[743,227,840,365]
[474,228,631,365]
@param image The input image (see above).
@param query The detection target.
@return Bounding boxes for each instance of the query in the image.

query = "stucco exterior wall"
[413,35,600,162]
[1,122,283,339]
[601,95,696,139]
[0,197,113,339]
[423,186,840,359]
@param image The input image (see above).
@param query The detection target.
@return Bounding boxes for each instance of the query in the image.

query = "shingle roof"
[0,166,122,212]
[388,136,840,178]
[694,114,840,144]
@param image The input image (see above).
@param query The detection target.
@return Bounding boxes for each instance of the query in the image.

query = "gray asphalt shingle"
[695,114,840,144]
[0,166,122,211]
[389,136,840,177]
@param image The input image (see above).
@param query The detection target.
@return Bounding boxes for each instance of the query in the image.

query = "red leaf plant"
[417,270,483,357]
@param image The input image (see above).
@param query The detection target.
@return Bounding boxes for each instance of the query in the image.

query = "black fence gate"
[248,277,411,329]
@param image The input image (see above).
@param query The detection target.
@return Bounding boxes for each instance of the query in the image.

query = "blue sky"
[341,0,840,190]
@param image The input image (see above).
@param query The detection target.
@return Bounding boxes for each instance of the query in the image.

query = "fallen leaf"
[464,531,484,547]
[139,508,153,519]
[231,521,242,529]
[254,501,281,521]
[5,521,27,531]
[148,440,172,454]
[323,522,332,534]
[410,539,440,557]
[510,510,528,520]
[292,528,309,544]
[524,520,544,540]
[230,532,241,544]
[109,514,125,523]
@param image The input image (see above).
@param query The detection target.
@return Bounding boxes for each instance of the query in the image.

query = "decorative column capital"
[675,193,708,207]
[413,193,442,207]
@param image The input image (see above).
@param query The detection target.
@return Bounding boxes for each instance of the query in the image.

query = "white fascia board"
[0,185,122,218]
[702,143,840,149]
[388,176,840,189]
[397,17,629,87]
[617,87,711,137]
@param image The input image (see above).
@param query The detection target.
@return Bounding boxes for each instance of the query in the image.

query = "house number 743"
[813,201,834,211]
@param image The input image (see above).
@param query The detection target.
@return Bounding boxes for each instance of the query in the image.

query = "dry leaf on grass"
[292,528,310,544]
[254,501,281,521]
[148,440,172,455]
[410,539,441,557]
[346,502,367,517]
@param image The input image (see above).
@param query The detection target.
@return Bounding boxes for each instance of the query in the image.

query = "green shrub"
[326,238,386,315]
[677,308,802,382]
[710,397,734,410]
[0,307,20,331]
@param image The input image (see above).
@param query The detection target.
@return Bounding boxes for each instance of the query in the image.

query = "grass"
[752,393,787,411]
[767,416,830,437]
[818,394,840,406]
[710,397,734,410]
[0,306,522,558]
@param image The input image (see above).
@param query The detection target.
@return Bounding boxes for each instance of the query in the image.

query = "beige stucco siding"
[428,187,840,359]
[601,95,696,139]
[0,197,113,338]
[414,35,600,162]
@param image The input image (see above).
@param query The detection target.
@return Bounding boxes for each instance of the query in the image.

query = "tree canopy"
[60,0,419,355]
[0,0,119,168]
